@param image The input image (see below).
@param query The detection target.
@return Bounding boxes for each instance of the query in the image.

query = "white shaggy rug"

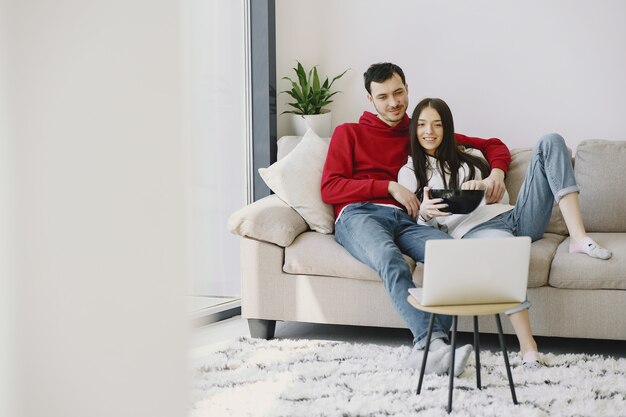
[191,337,626,417]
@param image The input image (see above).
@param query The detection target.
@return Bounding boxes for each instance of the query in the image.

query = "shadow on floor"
[273,321,626,358]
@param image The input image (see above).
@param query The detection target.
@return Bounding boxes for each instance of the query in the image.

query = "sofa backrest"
[277,136,626,234]
[575,139,626,232]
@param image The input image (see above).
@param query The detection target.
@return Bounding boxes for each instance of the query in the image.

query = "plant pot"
[289,110,332,137]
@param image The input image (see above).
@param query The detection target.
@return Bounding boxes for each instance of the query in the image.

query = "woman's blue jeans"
[465,133,579,241]
[335,203,452,347]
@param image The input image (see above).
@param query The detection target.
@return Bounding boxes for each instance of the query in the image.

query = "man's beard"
[374,102,405,124]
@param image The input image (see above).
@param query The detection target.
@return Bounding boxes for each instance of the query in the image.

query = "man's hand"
[481,168,506,204]
[461,180,487,191]
[388,181,420,218]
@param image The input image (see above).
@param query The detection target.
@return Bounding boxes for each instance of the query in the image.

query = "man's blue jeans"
[334,203,452,347]
[465,133,579,240]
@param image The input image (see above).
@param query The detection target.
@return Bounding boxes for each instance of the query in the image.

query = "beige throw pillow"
[258,129,335,234]
[227,194,309,247]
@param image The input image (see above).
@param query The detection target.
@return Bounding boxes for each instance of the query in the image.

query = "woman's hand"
[419,187,450,221]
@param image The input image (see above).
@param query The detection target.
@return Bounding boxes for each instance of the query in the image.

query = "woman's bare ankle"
[519,341,538,355]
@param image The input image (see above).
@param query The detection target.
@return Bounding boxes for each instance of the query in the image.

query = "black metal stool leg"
[495,314,518,405]
[416,313,436,395]
[473,315,481,389]
[447,315,458,414]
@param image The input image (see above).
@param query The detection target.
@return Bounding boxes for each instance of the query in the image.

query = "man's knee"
[422,227,452,240]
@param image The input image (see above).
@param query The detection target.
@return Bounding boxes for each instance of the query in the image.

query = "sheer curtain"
[183,0,247,298]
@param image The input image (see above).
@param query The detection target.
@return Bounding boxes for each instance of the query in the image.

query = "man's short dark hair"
[363,63,406,94]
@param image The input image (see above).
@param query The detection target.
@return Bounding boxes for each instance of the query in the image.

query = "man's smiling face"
[367,73,409,127]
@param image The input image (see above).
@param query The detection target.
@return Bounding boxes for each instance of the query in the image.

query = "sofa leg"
[247,319,276,340]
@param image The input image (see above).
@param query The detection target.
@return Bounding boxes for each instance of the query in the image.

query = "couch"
[228,131,626,341]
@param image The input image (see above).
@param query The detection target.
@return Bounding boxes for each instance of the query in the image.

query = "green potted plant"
[281,61,348,137]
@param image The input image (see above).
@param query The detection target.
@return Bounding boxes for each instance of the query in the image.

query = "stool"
[407,296,521,413]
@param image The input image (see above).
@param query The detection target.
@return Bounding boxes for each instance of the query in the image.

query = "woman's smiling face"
[416,106,443,156]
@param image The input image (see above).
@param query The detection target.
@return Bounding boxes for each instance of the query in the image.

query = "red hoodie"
[321,111,510,218]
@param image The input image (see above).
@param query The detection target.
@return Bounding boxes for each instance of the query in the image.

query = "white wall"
[182,0,245,297]
[5,1,187,416]
[0,1,16,415]
[276,0,626,150]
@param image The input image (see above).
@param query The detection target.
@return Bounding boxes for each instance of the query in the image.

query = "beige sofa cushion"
[575,139,626,232]
[506,147,568,235]
[550,233,626,289]
[527,233,566,287]
[284,230,559,289]
[284,231,415,281]
[228,194,308,247]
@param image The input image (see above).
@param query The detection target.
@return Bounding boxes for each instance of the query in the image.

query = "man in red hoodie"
[321,62,511,376]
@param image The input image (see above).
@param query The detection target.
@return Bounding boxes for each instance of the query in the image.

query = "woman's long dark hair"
[409,98,490,198]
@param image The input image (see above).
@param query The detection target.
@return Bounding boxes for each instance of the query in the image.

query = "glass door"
[183,0,248,318]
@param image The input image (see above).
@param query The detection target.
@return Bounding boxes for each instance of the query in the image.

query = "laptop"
[408,237,531,306]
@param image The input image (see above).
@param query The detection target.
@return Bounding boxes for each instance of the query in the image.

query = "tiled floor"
[190,315,626,359]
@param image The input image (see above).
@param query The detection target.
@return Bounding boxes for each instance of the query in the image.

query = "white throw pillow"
[258,129,334,234]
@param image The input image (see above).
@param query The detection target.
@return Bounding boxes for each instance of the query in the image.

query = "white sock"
[409,338,474,376]
[439,344,473,377]
[408,338,451,374]
[453,344,473,376]
[424,347,449,374]
[429,337,447,352]
[569,236,612,260]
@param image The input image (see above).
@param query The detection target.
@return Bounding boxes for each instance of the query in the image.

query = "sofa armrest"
[228,194,309,247]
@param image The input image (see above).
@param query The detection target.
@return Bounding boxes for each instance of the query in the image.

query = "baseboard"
[189,299,241,327]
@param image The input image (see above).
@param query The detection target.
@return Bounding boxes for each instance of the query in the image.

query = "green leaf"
[312,67,321,93]
[286,102,305,112]
[280,61,349,114]
[327,69,348,89]
[296,62,308,89]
